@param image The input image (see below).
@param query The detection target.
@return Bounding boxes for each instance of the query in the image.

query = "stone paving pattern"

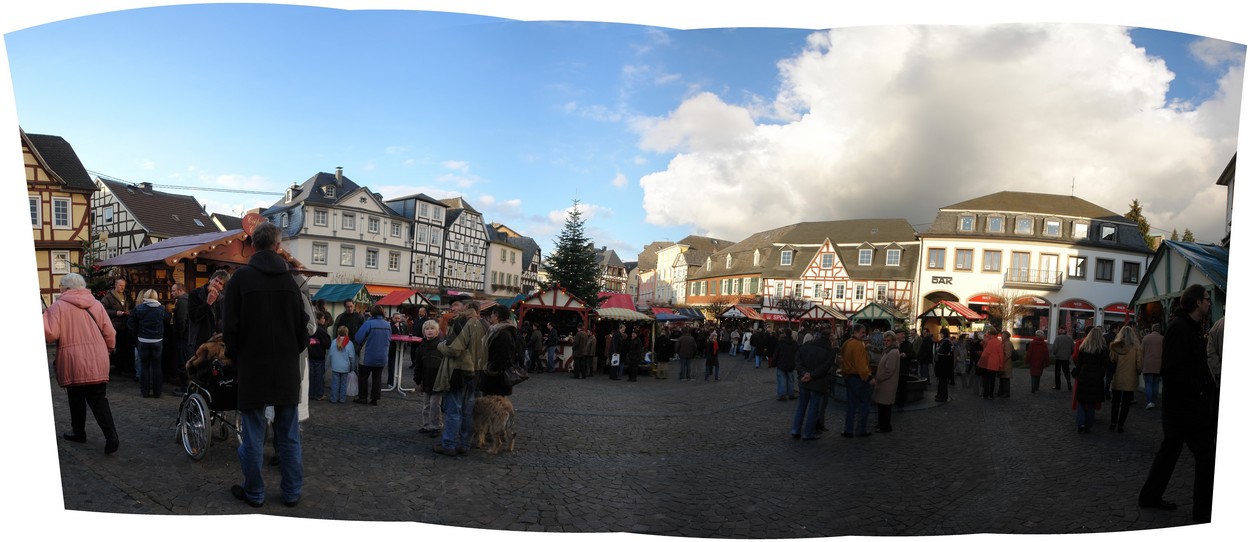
[49,355,1204,537]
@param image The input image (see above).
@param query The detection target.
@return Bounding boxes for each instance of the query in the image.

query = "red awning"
[1104,302,1132,314]
[938,300,986,320]
[761,312,797,322]
[1060,299,1095,311]
[598,292,638,311]
[375,289,418,306]
[651,307,676,315]
[1015,296,1050,308]
[720,304,764,320]
[967,294,1002,304]
[366,284,410,297]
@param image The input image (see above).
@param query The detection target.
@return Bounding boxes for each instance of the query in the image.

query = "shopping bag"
[347,371,359,397]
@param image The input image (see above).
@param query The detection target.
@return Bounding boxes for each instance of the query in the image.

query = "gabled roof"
[267,171,362,212]
[386,192,449,206]
[636,241,675,271]
[23,131,97,191]
[211,213,242,232]
[692,223,800,280]
[1131,240,1228,306]
[940,191,1126,221]
[594,247,625,268]
[440,196,479,214]
[98,177,220,238]
[925,191,1152,254]
[678,234,734,253]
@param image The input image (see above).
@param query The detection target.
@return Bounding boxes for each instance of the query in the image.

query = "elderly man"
[100,278,133,377]
[223,221,310,507]
[840,324,874,437]
[434,296,488,456]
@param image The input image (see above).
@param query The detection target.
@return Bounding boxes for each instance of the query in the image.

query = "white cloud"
[611,172,628,188]
[442,160,470,172]
[1190,37,1247,69]
[636,24,1242,244]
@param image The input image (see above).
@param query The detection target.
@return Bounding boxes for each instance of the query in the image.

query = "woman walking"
[128,288,169,398]
[1026,330,1050,393]
[1073,327,1110,433]
[1108,326,1144,433]
[872,331,901,432]
[704,329,720,381]
[44,273,120,454]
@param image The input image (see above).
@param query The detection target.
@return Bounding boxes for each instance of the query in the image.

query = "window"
[987,216,1005,233]
[983,250,1002,272]
[858,249,872,266]
[726,254,733,268]
[1044,218,1061,237]
[955,249,974,270]
[876,284,887,301]
[1122,261,1140,284]
[417,224,429,244]
[1100,225,1116,242]
[753,251,761,266]
[749,277,759,294]
[324,185,336,198]
[388,251,401,271]
[29,197,38,226]
[52,197,71,228]
[313,209,327,226]
[814,284,823,298]
[1068,256,1087,279]
[780,250,793,266]
[491,271,498,285]
[958,215,975,232]
[854,283,866,300]
[821,253,835,269]
[368,217,380,233]
[312,243,327,264]
[389,223,400,238]
[1010,252,1031,282]
[510,251,516,264]
[51,251,71,274]
[431,228,442,246]
[886,249,901,266]
[927,248,946,269]
[342,212,356,230]
[1073,222,1089,239]
[419,202,429,218]
[501,250,507,262]
[416,258,425,275]
[1095,258,1114,281]
[281,213,290,228]
[103,207,114,224]
[835,284,845,299]
[433,207,443,221]
[1015,216,1034,235]
[341,245,355,266]
[732,278,742,294]
[366,248,379,269]
[721,279,729,294]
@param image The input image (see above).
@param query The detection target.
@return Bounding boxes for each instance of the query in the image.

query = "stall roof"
[800,304,849,321]
[311,283,368,303]
[720,304,763,320]
[96,229,321,274]
[375,289,434,307]
[850,302,907,322]
[676,307,705,320]
[496,293,529,308]
[518,284,590,311]
[598,292,638,311]
[596,307,653,321]
[917,300,984,321]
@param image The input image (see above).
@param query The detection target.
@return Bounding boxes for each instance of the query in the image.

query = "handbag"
[504,364,529,387]
[346,371,359,396]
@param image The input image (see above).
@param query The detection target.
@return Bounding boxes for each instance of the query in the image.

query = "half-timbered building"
[491,223,543,294]
[440,197,488,294]
[24,129,98,306]
[594,246,628,293]
[90,175,220,260]
[385,192,447,291]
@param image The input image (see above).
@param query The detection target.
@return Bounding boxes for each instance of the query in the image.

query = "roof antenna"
[1071,177,1075,197]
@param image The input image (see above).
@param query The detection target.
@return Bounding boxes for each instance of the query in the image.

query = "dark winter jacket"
[412,337,444,395]
[222,249,310,410]
[308,325,331,361]
[128,300,168,341]
[188,283,223,349]
[795,335,836,394]
[1073,347,1109,405]
[480,322,517,396]
[934,337,955,378]
[1161,313,1219,433]
[772,333,799,372]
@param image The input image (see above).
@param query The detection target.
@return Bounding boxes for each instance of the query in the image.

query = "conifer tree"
[1126,199,1153,247]
[1182,229,1195,242]
[545,199,605,308]
[1170,229,1180,241]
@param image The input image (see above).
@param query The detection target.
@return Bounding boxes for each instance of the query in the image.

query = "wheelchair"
[175,359,240,460]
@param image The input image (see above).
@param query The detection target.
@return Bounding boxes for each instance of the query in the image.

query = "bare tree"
[773,296,810,329]
[984,288,1034,334]
[703,295,738,323]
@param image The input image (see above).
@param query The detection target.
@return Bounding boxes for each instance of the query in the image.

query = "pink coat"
[977,336,1004,372]
[43,288,116,388]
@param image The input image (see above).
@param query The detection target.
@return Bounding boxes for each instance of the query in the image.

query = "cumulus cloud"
[636,24,1243,244]
[442,160,470,172]
[611,172,629,188]
[1191,37,1247,68]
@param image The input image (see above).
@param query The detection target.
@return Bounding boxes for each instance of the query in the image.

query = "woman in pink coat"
[43,273,120,454]
[1026,330,1051,393]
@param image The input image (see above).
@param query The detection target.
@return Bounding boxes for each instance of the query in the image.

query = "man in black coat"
[773,330,799,401]
[223,222,310,508]
[790,326,835,440]
[188,270,229,352]
[1138,284,1218,523]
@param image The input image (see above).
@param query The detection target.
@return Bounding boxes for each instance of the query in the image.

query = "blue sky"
[6,3,1244,261]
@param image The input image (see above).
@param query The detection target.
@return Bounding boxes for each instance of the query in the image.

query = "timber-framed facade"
[24,129,98,306]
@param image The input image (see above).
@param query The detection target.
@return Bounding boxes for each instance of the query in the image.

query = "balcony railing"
[1003,268,1063,289]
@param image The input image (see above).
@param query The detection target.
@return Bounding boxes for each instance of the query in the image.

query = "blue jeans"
[1075,402,1097,428]
[137,341,163,397]
[754,353,763,368]
[704,363,719,380]
[238,405,302,504]
[546,346,557,372]
[790,388,825,438]
[1144,374,1160,404]
[329,371,349,403]
[440,379,477,449]
[309,358,325,400]
[843,376,872,435]
[776,369,795,398]
[730,344,738,356]
[679,358,692,380]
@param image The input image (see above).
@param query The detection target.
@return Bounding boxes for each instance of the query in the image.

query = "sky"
[3,2,1245,262]
[4,2,1248,540]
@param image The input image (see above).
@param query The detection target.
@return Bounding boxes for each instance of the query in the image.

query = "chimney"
[139,182,153,193]
[335,166,343,186]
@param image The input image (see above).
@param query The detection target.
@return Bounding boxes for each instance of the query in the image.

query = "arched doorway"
[1057,299,1096,338]
[1011,295,1052,340]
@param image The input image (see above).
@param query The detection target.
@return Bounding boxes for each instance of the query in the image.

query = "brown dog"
[472,395,516,455]
[185,333,231,379]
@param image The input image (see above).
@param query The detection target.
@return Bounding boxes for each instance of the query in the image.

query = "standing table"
[383,335,421,396]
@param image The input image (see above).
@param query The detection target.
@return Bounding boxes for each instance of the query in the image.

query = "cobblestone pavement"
[45,355,1210,537]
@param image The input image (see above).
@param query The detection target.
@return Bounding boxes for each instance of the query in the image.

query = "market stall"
[311,283,372,324]
[914,299,983,335]
[515,285,592,372]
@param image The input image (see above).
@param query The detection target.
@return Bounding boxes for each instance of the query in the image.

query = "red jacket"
[44,288,116,388]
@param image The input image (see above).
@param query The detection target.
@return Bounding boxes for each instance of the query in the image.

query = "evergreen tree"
[1170,229,1180,241]
[545,199,605,308]
[1182,229,1196,242]
[1126,199,1152,244]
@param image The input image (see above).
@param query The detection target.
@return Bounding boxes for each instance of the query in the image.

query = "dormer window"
[987,216,1005,233]
[1073,221,1089,240]
[886,248,901,266]
[1015,216,1034,235]
[726,254,733,268]
[858,249,872,266]
[285,189,293,203]
[1044,218,1061,237]
[281,213,290,228]
[958,215,975,232]
[780,250,794,266]
[1100,225,1117,242]
[753,250,761,267]
[323,185,336,198]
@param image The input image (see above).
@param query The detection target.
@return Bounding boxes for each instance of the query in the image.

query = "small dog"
[185,333,231,380]
[473,395,516,455]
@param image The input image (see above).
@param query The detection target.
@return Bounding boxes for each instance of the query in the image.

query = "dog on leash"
[185,333,231,380]
[473,395,516,455]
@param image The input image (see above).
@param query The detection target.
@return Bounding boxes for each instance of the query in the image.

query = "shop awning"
[311,283,369,303]
[1015,295,1050,308]
[598,292,638,311]
[1104,302,1133,315]
[96,228,321,274]
[967,294,1002,304]
[375,289,434,307]
[366,284,410,297]
[651,307,676,315]
[676,307,705,321]
[917,300,984,321]
[720,304,763,320]
[1059,299,1096,311]
[595,307,653,321]
[800,304,848,321]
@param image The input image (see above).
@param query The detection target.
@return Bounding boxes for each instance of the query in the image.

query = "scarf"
[336,337,350,350]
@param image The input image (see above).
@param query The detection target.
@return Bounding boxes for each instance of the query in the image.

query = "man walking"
[572,321,592,379]
[1138,284,1218,523]
[1141,324,1164,409]
[1050,327,1074,391]
[675,328,697,381]
[223,221,310,508]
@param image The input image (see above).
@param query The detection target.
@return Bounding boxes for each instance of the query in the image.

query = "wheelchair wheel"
[179,393,210,461]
